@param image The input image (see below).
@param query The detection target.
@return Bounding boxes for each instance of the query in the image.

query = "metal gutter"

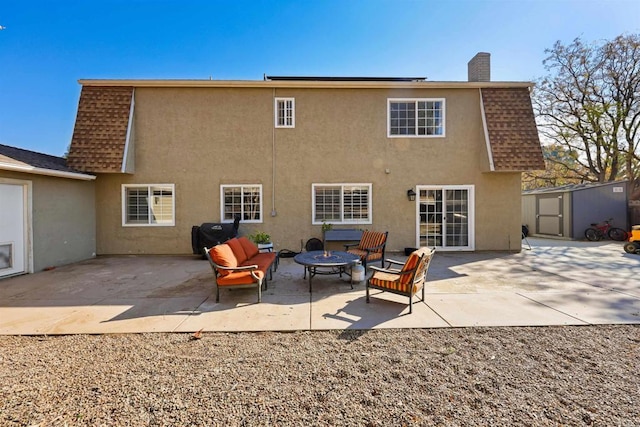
[78,79,534,90]
[0,162,96,181]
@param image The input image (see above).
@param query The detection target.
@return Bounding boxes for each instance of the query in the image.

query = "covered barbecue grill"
[191,216,240,257]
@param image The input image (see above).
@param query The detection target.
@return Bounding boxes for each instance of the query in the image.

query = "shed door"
[0,183,27,278]
[536,194,563,236]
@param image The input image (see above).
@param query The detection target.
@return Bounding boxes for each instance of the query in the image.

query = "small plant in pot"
[250,231,272,251]
[321,221,333,233]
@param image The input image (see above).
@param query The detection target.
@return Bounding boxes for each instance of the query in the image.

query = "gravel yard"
[1,325,639,426]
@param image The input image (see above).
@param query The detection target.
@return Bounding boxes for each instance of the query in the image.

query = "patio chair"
[344,230,388,270]
[366,247,434,314]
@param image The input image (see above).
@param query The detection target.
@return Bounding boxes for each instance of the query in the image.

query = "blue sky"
[1,0,639,156]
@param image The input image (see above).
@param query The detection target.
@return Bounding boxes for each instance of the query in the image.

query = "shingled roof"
[0,143,94,180]
[65,82,544,174]
[481,87,545,171]
[66,86,133,173]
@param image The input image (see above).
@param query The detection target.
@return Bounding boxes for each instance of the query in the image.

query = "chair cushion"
[216,270,264,286]
[348,248,383,262]
[398,252,421,286]
[210,244,238,277]
[241,252,276,272]
[369,271,411,294]
[359,231,386,252]
[226,238,248,264]
[238,236,259,258]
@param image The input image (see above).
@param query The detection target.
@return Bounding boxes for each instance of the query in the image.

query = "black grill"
[191,217,240,257]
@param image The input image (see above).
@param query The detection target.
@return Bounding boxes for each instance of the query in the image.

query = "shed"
[0,144,96,278]
[522,181,628,240]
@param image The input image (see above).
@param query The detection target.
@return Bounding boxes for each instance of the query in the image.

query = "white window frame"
[275,97,295,128]
[312,183,372,225]
[122,184,175,227]
[387,98,445,138]
[220,184,263,224]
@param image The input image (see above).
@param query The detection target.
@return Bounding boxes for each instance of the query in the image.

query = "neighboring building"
[522,181,629,239]
[0,144,96,277]
[66,52,544,255]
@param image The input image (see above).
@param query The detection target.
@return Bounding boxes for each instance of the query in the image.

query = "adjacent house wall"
[0,170,96,271]
[94,85,524,254]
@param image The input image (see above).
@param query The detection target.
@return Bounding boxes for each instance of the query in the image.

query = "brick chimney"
[468,52,491,82]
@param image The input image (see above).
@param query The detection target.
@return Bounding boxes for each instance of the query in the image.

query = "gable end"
[67,86,133,173]
[481,87,545,172]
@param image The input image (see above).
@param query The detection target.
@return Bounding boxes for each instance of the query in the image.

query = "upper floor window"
[275,97,295,128]
[221,184,262,223]
[122,184,175,226]
[312,183,372,225]
[388,98,445,137]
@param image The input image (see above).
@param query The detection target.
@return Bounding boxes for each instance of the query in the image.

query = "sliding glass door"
[416,185,474,251]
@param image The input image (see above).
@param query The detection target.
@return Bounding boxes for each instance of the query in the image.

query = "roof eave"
[77,79,535,90]
[0,162,96,181]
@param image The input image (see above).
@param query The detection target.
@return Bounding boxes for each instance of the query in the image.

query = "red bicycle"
[584,218,628,242]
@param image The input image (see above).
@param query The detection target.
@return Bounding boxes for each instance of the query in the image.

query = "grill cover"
[192,217,240,256]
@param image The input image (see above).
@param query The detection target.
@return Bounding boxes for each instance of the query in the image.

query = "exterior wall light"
[407,189,416,201]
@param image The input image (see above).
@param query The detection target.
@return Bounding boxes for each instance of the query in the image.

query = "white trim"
[387,98,446,138]
[79,79,535,90]
[479,89,495,171]
[0,162,95,181]
[220,184,263,224]
[0,177,33,275]
[121,184,175,227]
[414,185,475,251]
[121,88,135,173]
[274,97,295,128]
[311,183,373,225]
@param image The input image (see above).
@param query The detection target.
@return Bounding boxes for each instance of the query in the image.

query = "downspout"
[271,88,277,216]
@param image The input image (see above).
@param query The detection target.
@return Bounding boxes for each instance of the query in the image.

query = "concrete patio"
[0,238,639,335]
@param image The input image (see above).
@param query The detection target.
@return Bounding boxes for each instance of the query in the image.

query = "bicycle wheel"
[585,228,601,241]
[608,227,628,241]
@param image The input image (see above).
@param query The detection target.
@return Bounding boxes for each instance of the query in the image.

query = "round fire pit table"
[294,250,360,292]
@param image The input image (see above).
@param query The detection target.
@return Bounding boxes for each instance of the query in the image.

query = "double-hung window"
[312,183,372,225]
[275,97,295,128]
[388,98,445,137]
[221,184,263,223]
[122,184,175,226]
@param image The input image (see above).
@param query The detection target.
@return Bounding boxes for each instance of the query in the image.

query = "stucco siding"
[0,170,96,271]
[94,86,523,254]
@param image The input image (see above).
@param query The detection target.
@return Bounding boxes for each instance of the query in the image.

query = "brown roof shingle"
[67,86,133,173]
[481,88,545,171]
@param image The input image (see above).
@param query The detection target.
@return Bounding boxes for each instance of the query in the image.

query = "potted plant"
[250,231,273,252]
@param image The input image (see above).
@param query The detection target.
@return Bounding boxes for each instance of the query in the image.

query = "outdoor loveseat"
[205,237,277,303]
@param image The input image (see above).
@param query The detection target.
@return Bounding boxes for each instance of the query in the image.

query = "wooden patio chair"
[344,230,388,270]
[366,247,434,314]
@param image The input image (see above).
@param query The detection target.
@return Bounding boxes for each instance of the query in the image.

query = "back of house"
[66,52,544,255]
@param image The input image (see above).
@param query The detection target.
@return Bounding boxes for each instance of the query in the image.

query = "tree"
[522,144,587,190]
[532,34,640,194]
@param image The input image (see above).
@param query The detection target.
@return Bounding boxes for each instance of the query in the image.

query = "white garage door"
[0,183,27,278]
